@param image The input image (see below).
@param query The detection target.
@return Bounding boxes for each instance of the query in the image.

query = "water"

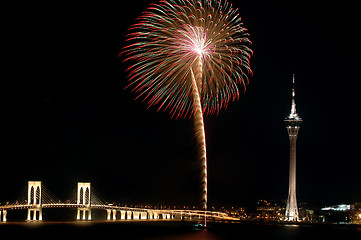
[0,221,360,240]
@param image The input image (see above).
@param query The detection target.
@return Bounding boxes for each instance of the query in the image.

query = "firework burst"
[122,0,252,223]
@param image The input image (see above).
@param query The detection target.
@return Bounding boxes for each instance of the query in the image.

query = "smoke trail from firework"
[122,0,252,219]
[190,56,207,211]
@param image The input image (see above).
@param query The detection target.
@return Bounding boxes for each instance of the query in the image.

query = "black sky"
[1,0,359,209]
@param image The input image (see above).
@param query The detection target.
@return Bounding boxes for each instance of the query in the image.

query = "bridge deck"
[0,204,238,220]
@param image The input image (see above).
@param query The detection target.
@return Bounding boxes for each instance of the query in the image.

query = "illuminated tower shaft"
[284,74,302,221]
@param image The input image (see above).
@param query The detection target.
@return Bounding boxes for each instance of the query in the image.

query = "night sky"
[2,0,359,209]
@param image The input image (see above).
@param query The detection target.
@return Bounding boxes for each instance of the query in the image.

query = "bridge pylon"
[27,181,42,221]
[0,210,7,221]
[76,182,91,220]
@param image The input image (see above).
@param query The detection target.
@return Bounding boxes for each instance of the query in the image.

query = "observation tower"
[284,74,302,221]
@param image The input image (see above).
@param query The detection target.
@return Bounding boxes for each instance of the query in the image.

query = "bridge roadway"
[0,203,238,221]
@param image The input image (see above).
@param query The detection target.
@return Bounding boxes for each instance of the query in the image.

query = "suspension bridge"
[0,181,237,222]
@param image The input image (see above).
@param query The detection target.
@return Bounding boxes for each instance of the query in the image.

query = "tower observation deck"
[284,74,302,221]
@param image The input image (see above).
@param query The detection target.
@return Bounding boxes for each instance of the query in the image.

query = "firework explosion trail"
[122,0,252,225]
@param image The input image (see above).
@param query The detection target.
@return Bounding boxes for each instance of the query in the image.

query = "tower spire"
[288,74,300,120]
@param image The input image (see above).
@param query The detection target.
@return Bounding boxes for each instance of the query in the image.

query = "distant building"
[298,202,316,222]
[320,204,352,223]
[255,200,283,221]
[351,203,361,224]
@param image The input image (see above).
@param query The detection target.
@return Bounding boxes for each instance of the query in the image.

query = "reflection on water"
[148,230,223,240]
[284,224,300,227]
[0,221,360,240]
